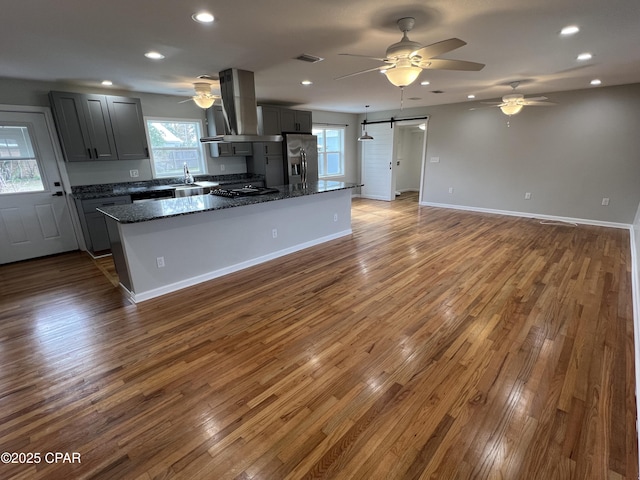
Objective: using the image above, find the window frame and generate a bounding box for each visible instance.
[313,125,345,179]
[144,117,207,179]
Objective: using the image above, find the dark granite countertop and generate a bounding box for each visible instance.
[72,174,265,200]
[98,181,362,224]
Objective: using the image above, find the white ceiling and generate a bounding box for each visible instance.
[3,0,640,113]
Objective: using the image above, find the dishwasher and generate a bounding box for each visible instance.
[130,189,175,203]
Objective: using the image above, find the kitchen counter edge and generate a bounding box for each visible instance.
[97,181,362,224]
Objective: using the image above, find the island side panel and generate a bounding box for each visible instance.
[119,189,352,301]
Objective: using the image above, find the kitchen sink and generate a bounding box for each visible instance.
[171,181,219,197]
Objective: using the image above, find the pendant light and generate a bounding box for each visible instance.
[358,105,374,141]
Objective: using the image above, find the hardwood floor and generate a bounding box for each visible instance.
[0,192,636,479]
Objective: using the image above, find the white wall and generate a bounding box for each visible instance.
[362,83,640,224]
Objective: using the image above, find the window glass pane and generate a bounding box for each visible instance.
[0,126,45,194]
[327,153,341,175]
[146,119,206,178]
[325,130,341,151]
[313,125,345,179]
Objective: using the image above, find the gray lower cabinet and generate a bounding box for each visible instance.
[75,196,131,253]
[50,91,148,162]
[246,142,284,187]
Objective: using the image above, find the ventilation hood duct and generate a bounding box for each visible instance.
[200,69,283,143]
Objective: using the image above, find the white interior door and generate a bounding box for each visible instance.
[361,123,394,201]
[0,110,77,264]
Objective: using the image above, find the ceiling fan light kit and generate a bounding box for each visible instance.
[191,82,217,109]
[337,17,484,91]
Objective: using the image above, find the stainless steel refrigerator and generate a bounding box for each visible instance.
[283,133,318,184]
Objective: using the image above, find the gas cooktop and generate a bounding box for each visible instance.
[209,186,279,198]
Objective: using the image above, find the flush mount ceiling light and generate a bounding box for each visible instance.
[144,51,165,60]
[560,25,580,36]
[192,12,214,23]
[300,80,313,86]
[358,105,374,141]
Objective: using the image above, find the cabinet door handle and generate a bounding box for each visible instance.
[145,147,149,157]
[87,148,93,159]
[266,158,269,165]
[52,191,64,197]
[264,145,268,154]
[232,146,236,155]
[94,148,99,158]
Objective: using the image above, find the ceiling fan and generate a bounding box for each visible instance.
[179,82,219,109]
[483,81,556,116]
[336,17,485,88]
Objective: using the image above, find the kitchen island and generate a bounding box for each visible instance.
[98,181,360,302]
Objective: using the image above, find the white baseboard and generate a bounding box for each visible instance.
[128,229,352,303]
[420,201,632,230]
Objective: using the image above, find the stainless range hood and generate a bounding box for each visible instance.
[200,69,282,143]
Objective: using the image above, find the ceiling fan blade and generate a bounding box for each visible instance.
[335,65,387,80]
[523,101,556,106]
[524,96,548,101]
[339,53,389,62]
[178,98,193,104]
[480,101,502,105]
[421,58,485,71]
[411,38,467,60]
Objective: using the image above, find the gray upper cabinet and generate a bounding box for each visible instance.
[280,108,312,133]
[50,91,148,162]
[50,92,118,161]
[258,105,312,134]
[105,96,149,160]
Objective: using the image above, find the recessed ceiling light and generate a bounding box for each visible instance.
[192,12,214,23]
[560,25,580,36]
[590,79,602,86]
[144,51,165,60]
[420,81,430,86]
[301,80,313,86]
[467,94,475,99]
[101,80,113,86]
[577,52,593,61]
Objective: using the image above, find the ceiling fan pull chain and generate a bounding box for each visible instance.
[400,87,405,110]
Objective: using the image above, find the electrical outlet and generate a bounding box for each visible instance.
[333,213,338,222]
[525,192,532,200]
[272,228,278,238]
[156,256,165,268]
[220,164,225,172]
[129,169,139,178]
[448,187,454,194]
[601,197,610,206]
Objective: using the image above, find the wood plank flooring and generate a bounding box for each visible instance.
[0,192,636,479]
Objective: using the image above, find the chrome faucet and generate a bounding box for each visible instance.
[183,163,194,184]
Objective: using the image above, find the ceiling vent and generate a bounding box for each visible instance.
[295,53,324,63]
